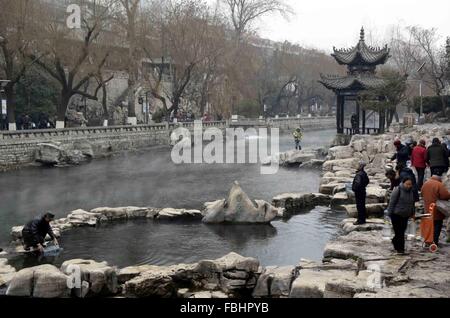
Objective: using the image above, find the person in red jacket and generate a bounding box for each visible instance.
[411,139,428,190]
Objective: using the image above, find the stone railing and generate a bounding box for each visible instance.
[268,116,336,131]
[0,121,228,141]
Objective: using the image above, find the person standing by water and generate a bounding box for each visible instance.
[411,139,428,190]
[387,177,416,254]
[352,161,370,225]
[421,174,450,246]
[293,128,303,150]
[427,138,449,177]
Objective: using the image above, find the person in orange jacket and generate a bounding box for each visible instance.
[421,174,450,245]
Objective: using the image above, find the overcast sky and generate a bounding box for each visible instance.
[246,0,450,53]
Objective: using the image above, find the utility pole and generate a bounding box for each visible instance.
[417,62,426,121]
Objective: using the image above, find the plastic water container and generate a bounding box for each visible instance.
[43,245,63,257]
[382,210,393,239]
[406,219,417,238]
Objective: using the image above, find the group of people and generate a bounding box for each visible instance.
[15,113,54,130]
[353,136,450,255]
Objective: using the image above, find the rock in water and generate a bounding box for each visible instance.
[35,143,63,165]
[202,182,280,224]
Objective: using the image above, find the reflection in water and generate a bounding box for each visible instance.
[8,206,346,270]
[1,129,342,269]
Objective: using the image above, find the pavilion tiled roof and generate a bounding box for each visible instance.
[332,28,390,66]
[319,74,385,91]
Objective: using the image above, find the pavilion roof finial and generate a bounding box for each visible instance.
[360,27,365,42]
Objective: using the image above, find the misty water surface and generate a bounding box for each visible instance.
[1,129,346,268]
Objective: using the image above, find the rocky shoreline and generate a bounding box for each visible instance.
[2,124,450,298]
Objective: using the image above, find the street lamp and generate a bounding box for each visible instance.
[416,62,426,120]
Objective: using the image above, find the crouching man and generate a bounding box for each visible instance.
[22,212,58,253]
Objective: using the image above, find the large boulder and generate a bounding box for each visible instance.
[202,182,280,224]
[156,208,203,221]
[61,259,118,297]
[272,193,331,215]
[328,146,354,160]
[253,266,295,298]
[90,207,159,221]
[366,187,388,204]
[35,143,63,165]
[67,209,103,227]
[35,142,93,166]
[323,158,360,173]
[262,149,318,166]
[0,259,16,288]
[289,268,356,298]
[331,192,353,209]
[124,253,259,298]
[342,204,387,219]
[6,265,70,298]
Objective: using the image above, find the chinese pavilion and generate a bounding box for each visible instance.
[320,27,390,134]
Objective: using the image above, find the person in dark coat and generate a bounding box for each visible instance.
[427,138,449,177]
[396,162,420,202]
[351,113,358,134]
[386,169,400,191]
[387,177,416,254]
[21,213,58,253]
[391,140,410,166]
[352,161,370,225]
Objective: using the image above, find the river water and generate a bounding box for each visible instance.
[1,129,346,269]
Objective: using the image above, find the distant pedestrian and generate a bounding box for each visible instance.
[411,139,428,190]
[427,138,449,177]
[391,140,410,166]
[352,161,370,225]
[293,128,303,150]
[387,177,416,254]
[351,113,358,134]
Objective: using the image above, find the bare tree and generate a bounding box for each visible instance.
[221,0,292,42]
[32,0,115,127]
[407,26,448,114]
[0,0,41,130]
[115,0,141,124]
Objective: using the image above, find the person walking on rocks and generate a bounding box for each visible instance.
[427,138,449,177]
[411,139,428,190]
[293,128,303,150]
[391,140,410,166]
[387,177,416,254]
[421,174,450,246]
[21,213,58,253]
[352,161,370,225]
[396,162,420,202]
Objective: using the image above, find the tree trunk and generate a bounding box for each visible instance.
[378,109,386,133]
[127,77,136,118]
[440,94,447,117]
[58,89,72,127]
[5,84,16,129]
